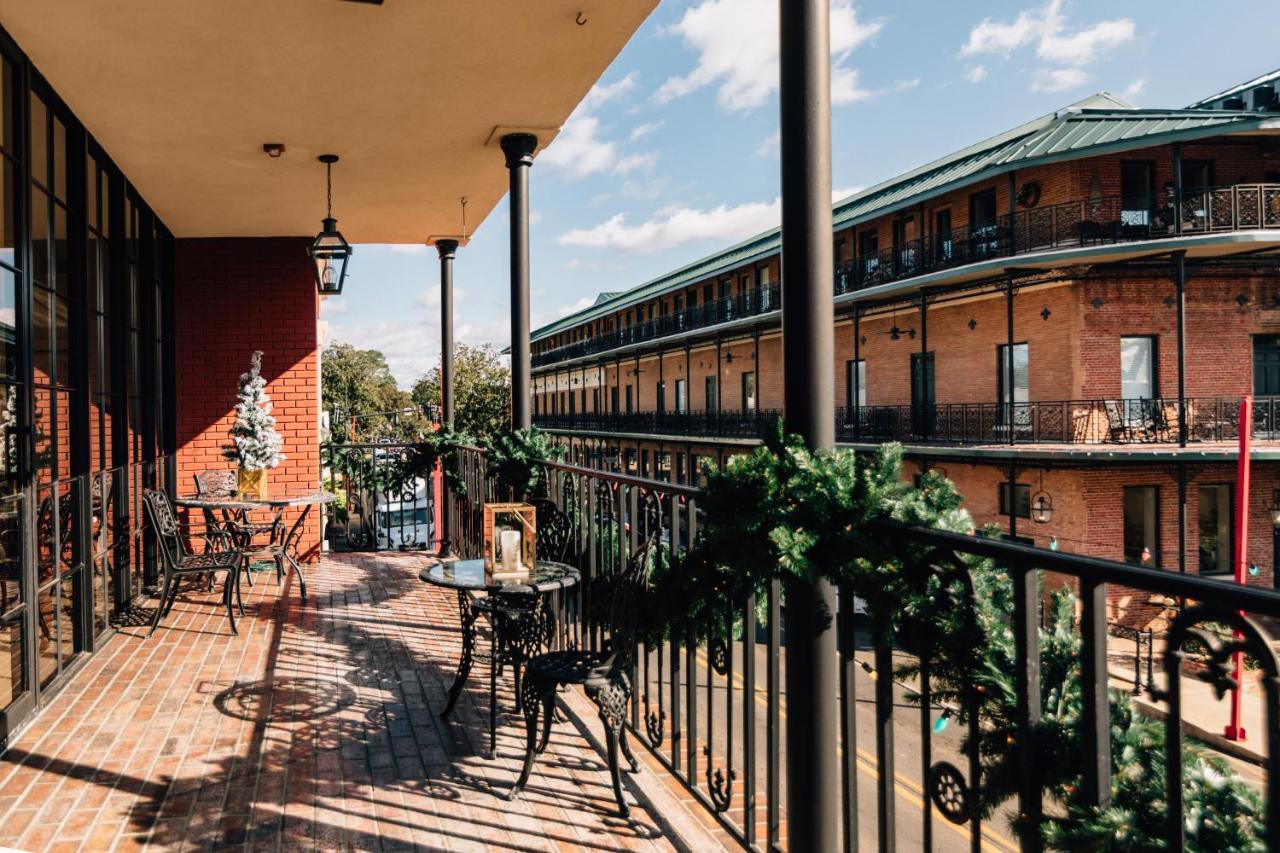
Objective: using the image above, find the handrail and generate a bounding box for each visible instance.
[533,183,1280,368]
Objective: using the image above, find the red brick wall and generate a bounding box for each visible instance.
[174,238,322,561]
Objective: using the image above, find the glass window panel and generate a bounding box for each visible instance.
[53,204,68,297]
[32,286,51,384]
[56,571,80,667]
[35,487,54,586]
[0,613,25,711]
[86,156,97,231]
[54,295,70,386]
[30,190,48,287]
[998,343,1030,404]
[1123,486,1158,564]
[93,557,110,635]
[0,385,19,497]
[1198,484,1233,575]
[1121,336,1155,400]
[0,266,15,379]
[0,496,21,616]
[0,160,14,268]
[52,116,66,202]
[33,387,53,486]
[0,59,11,158]
[36,586,57,687]
[29,93,46,188]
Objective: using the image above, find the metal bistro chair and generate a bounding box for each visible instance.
[471,498,575,757]
[142,488,244,637]
[506,534,656,818]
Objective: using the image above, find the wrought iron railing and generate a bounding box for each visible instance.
[535,397,1279,446]
[438,445,1280,851]
[320,442,440,552]
[535,408,782,439]
[838,396,1280,445]
[533,184,1280,369]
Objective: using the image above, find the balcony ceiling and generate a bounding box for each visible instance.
[0,0,656,243]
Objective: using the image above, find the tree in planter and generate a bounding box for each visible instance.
[223,350,285,481]
[482,427,566,500]
[645,424,1266,851]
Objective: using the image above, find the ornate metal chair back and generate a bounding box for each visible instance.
[600,534,658,677]
[142,488,185,570]
[194,470,236,497]
[530,498,573,563]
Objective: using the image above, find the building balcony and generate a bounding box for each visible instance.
[532,183,1280,370]
[534,396,1280,452]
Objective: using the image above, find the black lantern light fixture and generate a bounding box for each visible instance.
[1031,469,1054,524]
[308,154,352,295]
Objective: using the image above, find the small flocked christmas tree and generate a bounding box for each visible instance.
[223,351,285,472]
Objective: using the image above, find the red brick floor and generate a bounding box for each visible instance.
[0,553,685,851]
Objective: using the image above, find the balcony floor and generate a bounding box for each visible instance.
[0,553,702,851]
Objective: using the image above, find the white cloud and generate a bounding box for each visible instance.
[628,121,662,142]
[965,65,988,83]
[1123,77,1146,99]
[756,129,781,158]
[613,152,658,174]
[384,244,427,255]
[1032,66,1088,93]
[960,0,1134,94]
[556,296,596,318]
[655,0,882,112]
[319,298,348,316]
[560,198,782,253]
[832,186,864,202]
[540,74,640,179]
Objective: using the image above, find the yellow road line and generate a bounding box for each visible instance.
[681,649,1019,852]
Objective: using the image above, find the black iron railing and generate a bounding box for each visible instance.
[437,445,1280,851]
[535,408,782,439]
[839,396,1280,445]
[535,397,1279,446]
[534,184,1280,369]
[320,442,439,552]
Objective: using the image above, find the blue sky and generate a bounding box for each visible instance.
[322,0,1279,387]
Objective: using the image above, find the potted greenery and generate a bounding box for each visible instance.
[481,427,566,500]
[223,350,284,498]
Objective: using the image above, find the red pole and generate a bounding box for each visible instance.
[1224,395,1252,741]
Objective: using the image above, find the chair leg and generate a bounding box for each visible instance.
[161,575,181,617]
[619,723,639,773]
[148,572,172,638]
[224,572,238,635]
[489,636,499,760]
[235,564,245,616]
[506,675,544,802]
[537,690,555,755]
[591,680,632,818]
[242,557,254,588]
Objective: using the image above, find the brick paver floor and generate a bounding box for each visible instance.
[0,553,686,851]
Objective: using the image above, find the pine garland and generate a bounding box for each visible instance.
[223,351,285,471]
[481,427,566,500]
[643,423,1265,850]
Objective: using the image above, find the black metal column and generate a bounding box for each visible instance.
[779,0,839,847]
[502,133,538,430]
[853,306,861,440]
[1175,250,1187,447]
[436,240,458,427]
[1006,275,1016,446]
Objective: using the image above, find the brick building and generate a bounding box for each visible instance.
[531,76,1280,614]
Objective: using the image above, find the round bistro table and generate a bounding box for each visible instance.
[420,558,579,720]
[175,489,336,602]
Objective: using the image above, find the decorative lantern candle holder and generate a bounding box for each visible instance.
[483,502,537,576]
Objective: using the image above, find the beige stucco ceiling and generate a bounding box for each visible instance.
[0,0,656,242]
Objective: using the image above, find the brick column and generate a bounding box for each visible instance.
[174,237,322,560]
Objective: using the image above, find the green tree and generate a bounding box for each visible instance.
[412,343,510,440]
[321,342,426,443]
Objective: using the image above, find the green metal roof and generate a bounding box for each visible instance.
[533,93,1276,343]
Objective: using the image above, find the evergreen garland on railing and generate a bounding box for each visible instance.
[481,427,566,500]
[644,422,1264,851]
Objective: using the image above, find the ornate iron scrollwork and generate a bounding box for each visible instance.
[703,748,736,812]
[710,638,729,676]
[927,761,971,825]
[645,707,666,748]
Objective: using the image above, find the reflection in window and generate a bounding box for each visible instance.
[1198,484,1233,575]
[1123,486,1158,564]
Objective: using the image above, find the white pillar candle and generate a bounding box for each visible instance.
[501,529,521,571]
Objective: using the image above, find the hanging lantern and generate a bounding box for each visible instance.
[308,154,352,295]
[1031,491,1053,524]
